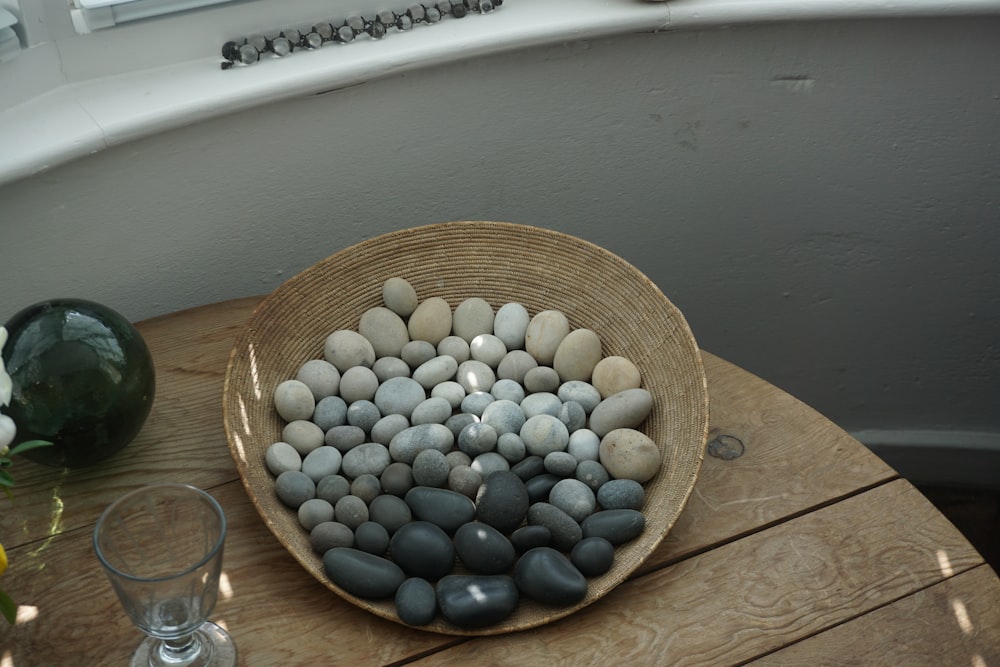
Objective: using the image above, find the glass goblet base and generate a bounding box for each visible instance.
[130,621,237,667]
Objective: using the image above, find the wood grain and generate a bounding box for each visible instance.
[748,564,1000,666]
[403,481,984,666]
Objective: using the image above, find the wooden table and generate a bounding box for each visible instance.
[2,296,998,666]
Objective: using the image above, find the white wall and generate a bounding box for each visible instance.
[1,16,998,482]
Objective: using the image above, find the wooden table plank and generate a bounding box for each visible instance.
[403,480,984,666]
[749,564,1000,666]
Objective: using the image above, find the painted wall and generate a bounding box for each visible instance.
[1,16,998,479]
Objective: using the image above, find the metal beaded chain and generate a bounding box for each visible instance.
[221,0,503,70]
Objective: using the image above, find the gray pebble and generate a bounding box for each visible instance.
[389,423,454,464]
[382,277,418,317]
[557,381,602,414]
[296,359,341,401]
[351,473,382,504]
[496,432,526,463]
[323,330,376,372]
[436,575,519,629]
[447,465,482,499]
[410,396,453,425]
[334,494,370,530]
[265,441,301,476]
[523,366,561,394]
[567,429,600,462]
[355,520,391,555]
[412,449,451,487]
[520,414,570,457]
[543,451,578,478]
[316,474,351,505]
[445,412,479,439]
[496,350,537,383]
[339,366,380,403]
[524,473,561,504]
[401,340,438,368]
[520,392,562,419]
[493,302,530,350]
[575,459,611,491]
[458,422,498,457]
[456,360,495,393]
[372,356,411,382]
[527,502,582,551]
[273,379,316,422]
[368,493,412,535]
[453,297,495,343]
[346,400,381,432]
[471,452,510,479]
[301,446,343,482]
[341,442,392,478]
[313,395,348,431]
[359,306,409,359]
[480,399,525,436]
[460,391,495,417]
[370,413,410,446]
[469,334,507,368]
[445,450,472,468]
[412,355,459,389]
[430,380,466,408]
[454,521,516,575]
[325,425,367,453]
[548,478,596,522]
[323,547,404,599]
[275,470,316,509]
[373,376,426,419]
[490,379,525,404]
[558,400,587,433]
[298,498,335,530]
[580,509,646,545]
[283,420,325,456]
[390,521,455,580]
[514,546,587,607]
[475,470,529,534]
[380,461,414,497]
[405,487,476,534]
[436,336,470,363]
[310,521,354,554]
[596,478,645,510]
[510,455,545,481]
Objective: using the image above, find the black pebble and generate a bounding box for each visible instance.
[454,522,517,574]
[322,547,405,599]
[475,470,529,534]
[395,577,437,626]
[390,520,455,580]
[514,547,588,607]
[570,536,615,577]
[436,575,519,629]
[510,525,551,553]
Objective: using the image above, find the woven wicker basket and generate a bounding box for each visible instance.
[223,221,708,635]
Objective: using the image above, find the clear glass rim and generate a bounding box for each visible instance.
[93,482,227,583]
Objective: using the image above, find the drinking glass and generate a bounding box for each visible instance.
[94,483,237,667]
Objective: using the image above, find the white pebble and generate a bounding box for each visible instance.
[493,302,530,350]
[558,381,602,413]
[520,392,562,419]
[471,452,510,478]
[373,376,426,418]
[456,360,495,393]
[496,350,538,383]
[470,334,507,368]
[490,379,525,404]
[410,396,454,425]
[401,340,437,369]
[460,391,495,417]
[412,355,459,389]
[370,414,410,446]
[480,399,526,436]
[372,356,410,382]
[567,428,600,462]
[273,379,316,422]
[519,414,569,457]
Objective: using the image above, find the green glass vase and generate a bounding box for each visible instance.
[2,298,156,468]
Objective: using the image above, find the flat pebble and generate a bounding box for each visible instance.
[581,509,646,545]
[265,441,301,476]
[412,355,459,389]
[389,424,455,464]
[275,470,316,509]
[334,494,370,529]
[412,449,451,487]
[323,330,376,372]
[339,366,380,403]
[524,310,570,365]
[374,376,426,418]
[514,547,587,606]
[296,359,341,401]
[493,302,530,350]
[598,428,661,483]
[596,478,645,510]
[382,277,418,317]
[544,451,579,478]
[323,547,404,599]
[552,328,603,382]
[359,306,410,358]
[273,379,316,422]
[310,521,354,553]
[436,575,519,629]
[395,577,437,626]
[548,478,596,522]
[341,442,392,478]
[283,420,325,455]
[474,470,529,534]
[390,520,455,580]
[496,350,537,383]
[298,498,335,530]
[589,388,654,437]
[452,297,495,342]
[405,487,476,533]
[454,522,517,575]
[313,395,348,431]
[445,450,472,468]
[510,456,545,481]
[301,446,343,482]
[407,297,452,345]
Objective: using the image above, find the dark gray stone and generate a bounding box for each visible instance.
[581,509,646,545]
[475,470,529,534]
[323,547,405,599]
[454,522,517,575]
[596,478,645,510]
[436,575,519,629]
[527,502,583,551]
[514,547,588,606]
[510,525,551,554]
[570,536,615,577]
[524,473,561,504]
[395,577,437,626]
[390,520,455,580]
[355,521,390,555]
[405,486,476,533]
[368,493,412,535]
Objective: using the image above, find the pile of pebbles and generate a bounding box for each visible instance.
[264,277,663,629]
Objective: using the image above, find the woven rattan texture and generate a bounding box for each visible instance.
[223,221,709,635]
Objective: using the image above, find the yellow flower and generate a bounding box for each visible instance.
[0,543,6,576]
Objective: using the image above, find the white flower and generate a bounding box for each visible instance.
[0,414,13,449]
[0,326,10,407]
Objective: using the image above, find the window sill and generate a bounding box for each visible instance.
[1,0,997,188]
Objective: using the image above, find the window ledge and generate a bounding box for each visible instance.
[2,0,998,188]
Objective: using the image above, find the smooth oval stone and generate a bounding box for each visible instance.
[334,494,369,530]
[558,381,602,414]
[446,450,473,469]
[340,365,379,402]
[407,297,452,345]
[470,334,507,368]
[275,470,316,508]
[472,452,510,479]
[454,522,517,575]
[524,310,570,365]
[589,388,654,437]
[313,395,348,431]
[412,448,451,487]
[490,379,525,404]
[323,547,405,599]
[524,473,561,504]
[527,502,583,551]
[389,423,455,464]
[265,441,301,476]
[445,412,478,440]
[350,474,382,504]
[382,277,418,317]
[437,335,471,363]
[359,306,410,358]
[460,391,495,417]
[496,432,526,463]
[372,356,411,382]
[514,547,587,606]
[346,399,381,432]
[316,474,351,505]
[405,486,476,533]
[493,302,530,350]
[567,428,600,461]
[401,340,438,369]
[341,442,392,479]
[452,297,495,342]
[390,520,455,580]
[456,359,496,393]
[368,493,412,534]
[523,366,561,394]
[370,413,410,446]
[301,446,343,482]
[374,376,426,419]
[575,459,611,491]
[597,478,645,510]
[496,350,537,383]
[355,521,391,555]
[431,380,466,408]
[283,419,325,456]
[395,577,437,626]
[296,359,341,401]
[436,575,519,629]
[558,401,587,433]
[273,379,316,422]
[598,428,662,483]
[447,464,482,499]
[323,330,376,372]
[520,414,569,457]
[298,498,335,530]
[552,328,603,382]
[520,392,562,419]
[310,521,354,553]
[412,355,459,389]
[549,478,596,522]
[458,422,499,457]
[411,396,453,425]
[581,509,646,545]
[480,399,525,437]
[475,470,529,534]
[570,536,615,577]
[544,451,579,478]
[380,461,415,497]
[591,355,642,398]
[510,524,551,553]
[510,455,545,481]
[324,424,366,453]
